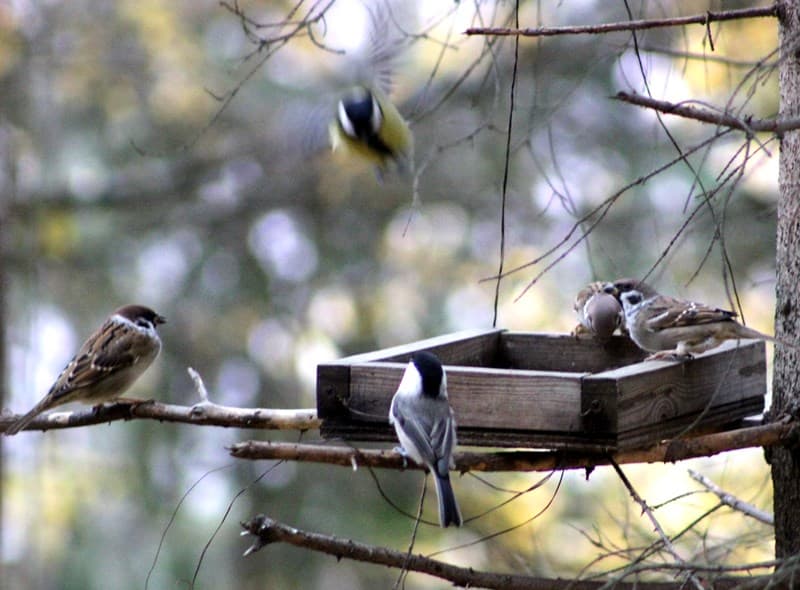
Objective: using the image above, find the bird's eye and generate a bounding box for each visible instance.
[136,319,152,329]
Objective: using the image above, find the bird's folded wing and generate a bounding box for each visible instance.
[645,296,737,331]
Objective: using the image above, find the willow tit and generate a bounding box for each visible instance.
[389,351,462,527]
[620,289,775,360]
[5,305,165,435]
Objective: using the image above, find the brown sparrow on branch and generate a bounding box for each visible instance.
[572,282,622,342]
[4,305,165,435]
[619,289,776,360]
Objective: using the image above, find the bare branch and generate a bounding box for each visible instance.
[610,459,704,590]
[465,5,777,38]
[229,420,798,472]
[688,468,774,525]
[615,91,800,134]
[0,400,320,433]
[631,44,775,68]
[242,514,754,590]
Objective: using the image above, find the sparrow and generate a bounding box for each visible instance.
[602,277,660,335]
[572,282,623,342]
[619,289,775,360]
[389,351,462,527]
[4,304,165,435]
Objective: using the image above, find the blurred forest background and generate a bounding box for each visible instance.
[0,1,781,589]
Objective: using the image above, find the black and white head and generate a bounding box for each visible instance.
[410,351,446,399]
[610,277,658,300]
[620,290,646,314]
[337,87,383,140]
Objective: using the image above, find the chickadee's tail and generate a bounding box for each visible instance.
[433,474,462,528]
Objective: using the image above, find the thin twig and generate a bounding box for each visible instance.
[610,459,705,590]
[465,5,778,38]
[491,0,519,328]
[688,468,774,525]
[615,91,800,135]
[188,367,211,403]
[393,478,427,590]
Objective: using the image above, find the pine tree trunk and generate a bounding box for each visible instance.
[772,0,800,559]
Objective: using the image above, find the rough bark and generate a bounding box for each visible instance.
[771,0,800,560]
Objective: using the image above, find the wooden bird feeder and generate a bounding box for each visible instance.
[316,329,767,452]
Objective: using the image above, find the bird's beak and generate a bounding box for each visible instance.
[155,315,167,325]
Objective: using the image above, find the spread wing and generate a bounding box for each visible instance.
[363,1,404,96]
[645,295,737,332]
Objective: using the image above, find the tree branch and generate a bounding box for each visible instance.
[614,91,800,135]
[0,400,320,433]
[240,514,775,590]
[464,5,777,38]
[610,460,704,590]
[228,420,798,472]
[688,468,774,525]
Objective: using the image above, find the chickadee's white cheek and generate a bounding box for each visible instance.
[338,103,355,137]
[370,98,382,133]
[396,365,423,397]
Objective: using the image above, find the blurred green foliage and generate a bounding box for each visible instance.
[1,1,780,588]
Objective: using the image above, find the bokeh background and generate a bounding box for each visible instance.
[0,1,779,588]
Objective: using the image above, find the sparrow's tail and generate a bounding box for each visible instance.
[433,473,462,528]
[4,400,51,436]
[734,324,800,349]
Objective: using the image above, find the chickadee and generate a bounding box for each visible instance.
[5,305,165,435]
[389,351,462,528]
[572,282,623,342]
[620,289,775,360]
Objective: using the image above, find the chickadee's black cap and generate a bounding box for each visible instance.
[341,90,378,138]
[411,351,444,398]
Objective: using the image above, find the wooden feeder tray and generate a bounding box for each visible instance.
[316,329,767,452]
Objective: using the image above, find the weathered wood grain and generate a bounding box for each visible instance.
[500,332,645,372]
[317,329,502,420]
[583,339,766,448]
[318,423,615,452]
[344,362,584,431]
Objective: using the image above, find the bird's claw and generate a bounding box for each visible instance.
[394,446,410,469]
